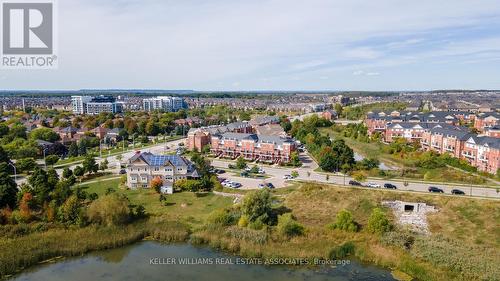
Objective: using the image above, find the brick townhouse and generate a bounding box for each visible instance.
[186,121,253,151]
[365,110,465,137]
[461,136,500,174]
[474,112,500,132]
[421,127,473,158]
[210,132,296,163]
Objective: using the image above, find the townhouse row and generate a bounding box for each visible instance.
[365,110,500,174]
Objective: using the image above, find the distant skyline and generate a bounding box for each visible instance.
[2,0,500,91]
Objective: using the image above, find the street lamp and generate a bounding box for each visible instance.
[8,162,17,182]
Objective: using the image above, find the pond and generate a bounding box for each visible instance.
[10,242,397,281]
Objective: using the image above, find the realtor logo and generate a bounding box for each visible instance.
[1,0,57,69]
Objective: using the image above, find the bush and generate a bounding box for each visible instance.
[225,226,268,244]
[328,209,358,232]
[276,213,304,237]
[207,209,237,226]
[367,208,392,234]
[238,215,249,227]
[329,242,355,259]
[87,193,131,226]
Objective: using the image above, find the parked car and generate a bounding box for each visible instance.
[258,168,265,174]
[384,183,397,189]
[367,183,381,188]
[119,169,127,174]
[222,180,233,187]
[428,186,444,193]
[258,183,266,189]
[283,174,293,180]
[215,169,225,174]
[217,177,226,183]
[348,180,362,186]
[451,189,465,195]
[240,171,249,177]
[265,183,275,189]
[231,182,241,188]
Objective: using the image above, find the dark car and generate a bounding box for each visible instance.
[119,169,127,174]
[215,169,225,174]
[384,183,397,189]
[349,180,362,186]
[217,177,226,183]
[266,183,275,189]
[451,189,465,195]
[428,186,444,193]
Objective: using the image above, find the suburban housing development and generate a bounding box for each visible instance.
[365,110,500,174]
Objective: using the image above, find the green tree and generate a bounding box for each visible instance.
[29,127,60,142]
[241,189,272,222]
[58,195,81,224]
[367,208,392,234]
[47,168,59,188]
[73,165,85,177]
[0,163,18,208]
[82,155,98,175]
[329,209,358,232]
[28,167,51,204]
[236,156,247,169]
[290,151,301,167]
[16,158,37,173]
[291,170,299,178]
[68,142,79,157]
[250,165,259,174]
[45,155,59,166]
[52,180,72,205]
[62,167,73,179]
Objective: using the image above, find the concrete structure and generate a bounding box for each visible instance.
[126,152,199,193]
[71,95,122,115]
[210,132,296,163]
[382,200,437,234]
[143,96,187,112]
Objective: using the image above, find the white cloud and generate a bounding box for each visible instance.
[1,0,500,89]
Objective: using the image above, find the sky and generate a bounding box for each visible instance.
[2,0,500,91]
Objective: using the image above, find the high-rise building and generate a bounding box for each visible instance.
[143,96,187,112]
[71,95,123,115]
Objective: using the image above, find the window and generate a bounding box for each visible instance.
[141,177,147,181]
[131,176,137,181]
[154,167,159,171]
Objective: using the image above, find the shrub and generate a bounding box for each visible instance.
[367,208,392,234]
[207,209,236,226]
[329,242,355,259]
[58,195,82,225]
[225,226,268,244]
[238,215,249,227]
[87,193,131,226]
[381,230,415,250]
[328,209,358,232]
[276,213,304,237]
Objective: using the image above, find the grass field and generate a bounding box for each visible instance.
[80,178,233,226]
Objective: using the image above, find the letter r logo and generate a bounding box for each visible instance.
[2,2,53,54]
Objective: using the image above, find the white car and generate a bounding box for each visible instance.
[258,168,265,174]
[283,174,293,180]
[222,180,233,187]
[231,182,241,188]
[367,183,381,188]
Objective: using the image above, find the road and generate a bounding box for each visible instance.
[15,138,186,185]
[15,137,500,200]
[210,154,500,199]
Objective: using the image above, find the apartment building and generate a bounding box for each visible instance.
[186,121,253,152]
[71,95,122,115]
[143,96,187,112]
[210,132,296,164]
[461,136,500,174]
[126,152,199,193]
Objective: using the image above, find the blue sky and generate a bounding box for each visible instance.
[2,0,500,91]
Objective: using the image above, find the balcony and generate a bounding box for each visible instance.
[462,152,475,159]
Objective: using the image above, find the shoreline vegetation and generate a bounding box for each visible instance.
[1,179,499,281]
